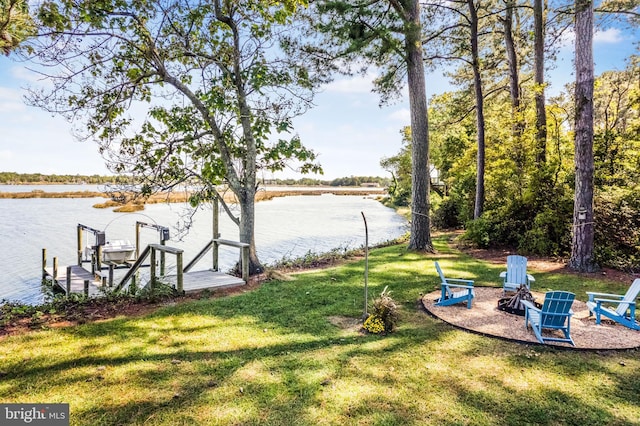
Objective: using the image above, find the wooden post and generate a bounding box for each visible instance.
[176,251,184,293]
[53,257,58,281]
[96,246,102,276]
[84,279,89,296]
[77,225,83,266]
[136,222,141,260]
[66,266,71,295]
[42,248,47,279]
[150,247,156,290]
[160,238,166,276]
[212,198,220,271]
[109,264,114,287]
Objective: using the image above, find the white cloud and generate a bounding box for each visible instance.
[0,87,25,113]
[388,108,410,123]
[558,27,625,49]
[324,72,377,94]
[594,28,624,44]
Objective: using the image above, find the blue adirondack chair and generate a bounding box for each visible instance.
[500,255,535,293]
[434,262,475,309]
[586,279,640,331]
[522,291,575,346]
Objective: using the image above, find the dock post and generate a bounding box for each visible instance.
[84,280,89,296]
[77,226,83,266]
[42,248,47,279]
[66,266,72,295]
[109,264,114,287]
[150,247,156,290]
[160,239,166,276]
[53,257,58,281]
[176,251,184,293]
[96,246,103,276]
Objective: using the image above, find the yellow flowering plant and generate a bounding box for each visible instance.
[362,286,399,334]
[363,314,385,334]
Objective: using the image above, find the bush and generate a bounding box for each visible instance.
[363,286,399,334]
[432,196,463,229]
[593,189,640,272]
[462,217,492,248]
[519,209,572,256]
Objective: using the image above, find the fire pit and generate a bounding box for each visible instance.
[496,285,540,316]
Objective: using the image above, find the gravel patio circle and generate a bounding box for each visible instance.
[422,287,640,350]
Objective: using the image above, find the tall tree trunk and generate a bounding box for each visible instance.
[504,0,522,138]
[406,0,433,251]
[503,0,525,183]
[569,0,597,272]
[469,0,485,219]
[238,185,262,275]
[534,0,547,164]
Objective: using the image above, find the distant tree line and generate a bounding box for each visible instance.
[0,172,390,188]
[0,172,122,185]
[264,176,391,187]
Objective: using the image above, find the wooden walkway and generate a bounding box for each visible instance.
[45,265,245,296]
[44,265,104,297]
[164,270,245,293]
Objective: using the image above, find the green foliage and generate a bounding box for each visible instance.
[594,188,640,272]
[380,127,412,207]
[519,210,572,256]
[0,0,34,54]
[462,217,492,248]
[432,195,464,229]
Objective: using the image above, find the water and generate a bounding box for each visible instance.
[0,191,407,305]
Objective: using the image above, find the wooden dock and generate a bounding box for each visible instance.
[164,270,245,293]
[45,264,244,296]
[44,265,105,296]
[43,231,250,298]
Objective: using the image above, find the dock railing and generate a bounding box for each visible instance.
[183,238,250,282]
[112,238,249,294]
[113,244,184,293]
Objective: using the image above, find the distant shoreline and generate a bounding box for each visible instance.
[0,187,387,212]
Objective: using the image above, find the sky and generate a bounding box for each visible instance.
[0,24,637,181]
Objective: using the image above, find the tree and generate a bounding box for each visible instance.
[313,0,433,251]
[533,0,548,165]
[0,0,33,54]
[569,0,597,271]
[380,127,412,207]
[28,0,324,274]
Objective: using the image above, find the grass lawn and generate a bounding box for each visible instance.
[1,235,639,425]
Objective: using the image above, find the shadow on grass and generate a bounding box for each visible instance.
[3,236,639,425]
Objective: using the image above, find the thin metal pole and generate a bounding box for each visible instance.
[361,211,369,319]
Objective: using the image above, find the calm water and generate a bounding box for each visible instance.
[0,188,407,304]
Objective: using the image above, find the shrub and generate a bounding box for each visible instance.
[432,196,463,229]
[593,189,640,272]
[363,286,399,334]
[462,217,492,248]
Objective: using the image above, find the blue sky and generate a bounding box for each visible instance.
[0,25,637,180]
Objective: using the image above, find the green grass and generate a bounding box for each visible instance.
[1,235,639,425]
